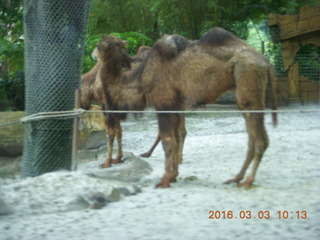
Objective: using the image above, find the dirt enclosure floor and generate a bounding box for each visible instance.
[0,104,320,240]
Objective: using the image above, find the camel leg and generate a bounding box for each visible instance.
[177,114,187,164]
[140,133,161,158]
[225,64,269,187]
[100,126,115,168]
[225,113,255,184]
[226,112,269,187]
[140,114,186,161]
[112,120,123,164]
[100,115,123,168]
[156,113,181,188]
[238,113,268,187]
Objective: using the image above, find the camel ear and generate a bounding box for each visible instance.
[91,47,98,61]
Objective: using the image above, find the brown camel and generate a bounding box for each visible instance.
[80,40,153,167]
[96,27,277,188]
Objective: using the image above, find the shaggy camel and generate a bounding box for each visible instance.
[80,41,152,167]
[96,28,277,188]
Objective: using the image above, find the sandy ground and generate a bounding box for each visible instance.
[0,105,320,240]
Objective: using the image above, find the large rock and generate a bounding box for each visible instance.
[0,196,13,215]
[79,105,107,150]
[0,166,146,215]
[0,156,21,178]
[79,152,153,182]
[0,112,24,157]
[66,186,122,210]
[0,152,151,215]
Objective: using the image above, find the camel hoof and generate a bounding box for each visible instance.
[111,159,123,164]
[170,178,177,183]
[224,179,239,184]
[140,152,151,158]
[99,163,112,168]
[237,182,253,188]
[155,182,171,188]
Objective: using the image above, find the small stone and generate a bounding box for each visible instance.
[0,197,13,215]
[67,196,90,211]
[184,176,198,182]
[87,192,108,209]
[104,187,121,202]
[132,186,142,194]
[96,196,107,205]
[67,187,121,211]
[117,186,142,196]
[117,187,131,196]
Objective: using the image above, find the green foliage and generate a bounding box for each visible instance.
[0,38,24,111]
[88,0,159,40]
[0,70,24,111]
[1,0,320,110]
[296,45,320,82]
[0,38,24,73]
[87,0,319,41]
[0,0,24,111]
[110,32,152,55]
[82,35,101,73]
[0,0,23,40]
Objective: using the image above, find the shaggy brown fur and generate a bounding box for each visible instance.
[131,46,152,62]
[80,40,153,167]
[81,63,102,110]
[97,28,277,188]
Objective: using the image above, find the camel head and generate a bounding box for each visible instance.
[95,35,131,70]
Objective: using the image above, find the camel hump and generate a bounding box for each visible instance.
[153,34,192,60]
[164,34,191,53]
[199,27,236,47]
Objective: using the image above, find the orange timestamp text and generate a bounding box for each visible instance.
[208,210,308,220]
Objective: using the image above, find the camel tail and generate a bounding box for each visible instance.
[268,67,278,127]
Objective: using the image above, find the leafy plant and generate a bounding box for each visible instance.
[110,32,152,56]
[82,35,101,73]
[0,0,24,111]
[0,38,24,111]
[296,45,320,82]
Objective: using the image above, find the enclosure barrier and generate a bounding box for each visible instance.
[1,104,319,172]
[12,107,320,124]
[22,0,91,177]
[2,107,319,128]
